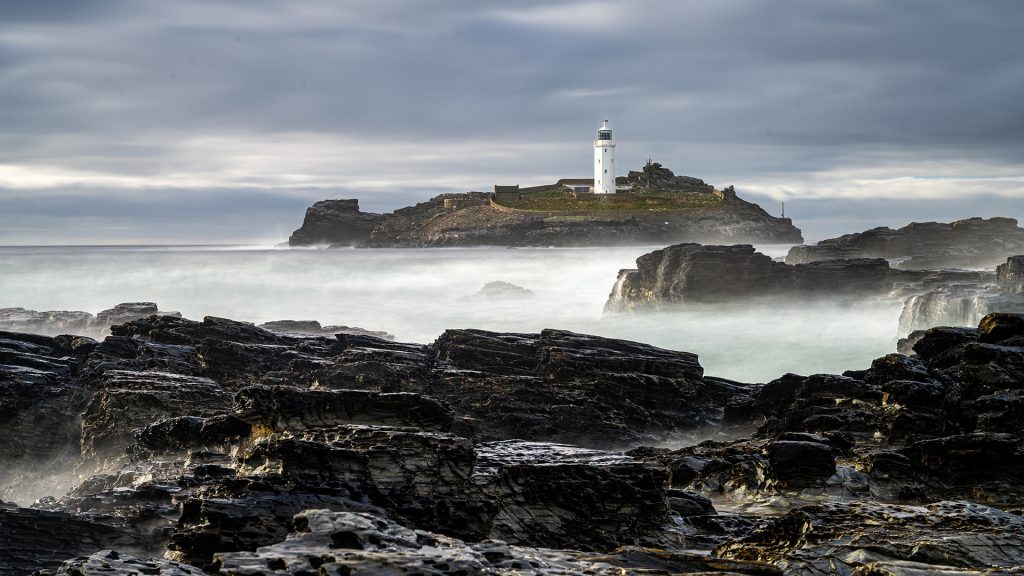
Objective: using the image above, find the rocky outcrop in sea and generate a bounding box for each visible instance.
[287,170,803,248]
[1,308,1023,574]
[605,243,991,312]
[785,216,1024,269]
[287,199,383,247]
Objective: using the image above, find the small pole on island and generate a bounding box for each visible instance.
[781,201,785,218]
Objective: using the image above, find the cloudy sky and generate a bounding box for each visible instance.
[1,0,1022,243]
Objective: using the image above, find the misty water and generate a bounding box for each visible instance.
[0,245,903,383]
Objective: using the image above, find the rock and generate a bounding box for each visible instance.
[0,507,142,575]
[978,312,1024,344]
[211,509,778,575]
[0,331,91,503]
[258,320,394,340]
[80,370,232,460]
[0,308,93,336]
[765,440,836,489]
[624,162,713,193]
[1,308,1023,573]
[997,255,1024,294]
[41,549,205,575]
[473,440,670,549]
[714,500,1024,574]
[0,302,180,339]
[468,280,534,299]
[606,243,985,312]
[785,217,1024,269]
[287,199,383,247]
[429,328,722,447]
[232,386,454,432]
[666,488,716,517]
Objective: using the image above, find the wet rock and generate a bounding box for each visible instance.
[0,507,142,575]
[431,328,717,447]
[80,370,232,460]
[897,433,1024,503]
[785,217,1024,269]
[714,500,1024,574]
[0,332,92,502]
[911,326,979,370]
[473,440,670,550]
[997,255,1024,294]
[978,312,1024,344]
[40,549,205,575]
[167,487,385,567]
[287,199,382,247]
[666,488,716,517]
[766,440,836,489]
[863,354,934,385]
[233,386,454,432]
[211,509,778,575]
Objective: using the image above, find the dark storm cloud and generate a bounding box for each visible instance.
[0,0,1021,243]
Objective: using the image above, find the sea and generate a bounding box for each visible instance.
[0,244,903,383]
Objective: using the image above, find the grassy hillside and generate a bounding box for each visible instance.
[495,186,722,212]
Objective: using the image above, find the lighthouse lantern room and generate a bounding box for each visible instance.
[593,120,616,194]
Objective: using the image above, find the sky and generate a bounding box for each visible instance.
[0,0,1022,244]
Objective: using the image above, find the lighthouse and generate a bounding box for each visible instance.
[593,120,616,194]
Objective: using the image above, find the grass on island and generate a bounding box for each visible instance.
[496,186,722,212]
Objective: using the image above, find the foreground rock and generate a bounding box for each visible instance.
[286,199,383,247]
[786,216,1024,269]
[203,508,778,575]
[716,501,1024,575]
[606,243,988,312]
[1,311,1023,574]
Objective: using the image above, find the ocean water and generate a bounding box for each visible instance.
[0,244,902,383]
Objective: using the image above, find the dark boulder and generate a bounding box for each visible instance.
[765,440,836,489]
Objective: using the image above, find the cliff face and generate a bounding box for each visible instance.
[363,188,802,247]
[287,199,383,247]
[786,217,1024,269]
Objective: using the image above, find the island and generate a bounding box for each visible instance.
[288,162,803,247]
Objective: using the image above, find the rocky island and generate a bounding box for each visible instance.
[2,309,1024,574]
[287,163,803,248]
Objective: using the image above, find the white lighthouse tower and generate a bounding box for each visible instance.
[593,120,616,194]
